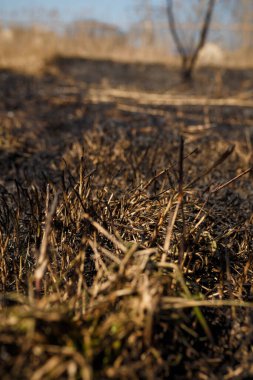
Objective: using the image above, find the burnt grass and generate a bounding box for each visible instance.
[0,56,253,379]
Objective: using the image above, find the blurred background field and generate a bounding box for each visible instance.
[0,0,253,72]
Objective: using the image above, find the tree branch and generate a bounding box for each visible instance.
[166,0,216,81]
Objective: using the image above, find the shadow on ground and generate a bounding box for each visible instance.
[0,56,252,188]
[48,54,253,97]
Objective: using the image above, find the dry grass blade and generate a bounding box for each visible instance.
[211,166,252,193]
[88,238,121,266]
[34,187,58,294]
[82,212,128,253]
[162,137,185,264]
[119,242,139,275]
[159,262,213,342]
[31,356,64,380]
[161,297,253,309]
[141,146,199,192]
[161,197,180,264]
[186,144,235,188]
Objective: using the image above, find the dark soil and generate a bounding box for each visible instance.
[0,56,253,379]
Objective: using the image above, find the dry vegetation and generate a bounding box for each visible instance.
[0,27,253,379]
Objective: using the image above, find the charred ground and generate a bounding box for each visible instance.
[0,56,253,379]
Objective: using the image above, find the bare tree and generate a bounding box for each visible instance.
[166,0,216,81]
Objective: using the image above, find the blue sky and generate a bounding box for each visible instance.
[0,0,164,30]
[0,1,237,33]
